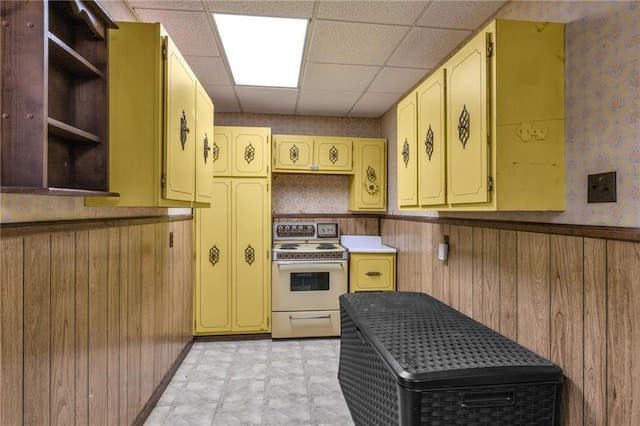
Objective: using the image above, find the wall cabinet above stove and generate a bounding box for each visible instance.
[273,135,353,174]
[85,22,214,208]
[397,19,565,211]
[213,126,271,177]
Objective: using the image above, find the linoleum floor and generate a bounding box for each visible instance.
[144,338,354,425]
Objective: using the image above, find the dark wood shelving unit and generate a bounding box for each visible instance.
[1,0,118,194]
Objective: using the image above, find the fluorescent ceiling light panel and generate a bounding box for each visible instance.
[213,13,308,88]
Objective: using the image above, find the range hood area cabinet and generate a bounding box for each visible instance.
[273,135,353,173]
[212,126,271,177]
[85,22,214,208]
[397,19,565,211]
[0,0,118,195]
[194,178,272,335]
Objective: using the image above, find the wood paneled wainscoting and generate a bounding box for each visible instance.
[0,215,194,425]
[380,216,640,426]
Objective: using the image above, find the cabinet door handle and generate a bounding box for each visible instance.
[209,245,219,266]
[425,125,434,161]
[245,244,255,265]
[329,145,338,164]
[458,104,470,148]
[180,110,190,150]
[365,271,382,276]
[402,138,409,167]
[203,133,211,163]
[289,144,299,163]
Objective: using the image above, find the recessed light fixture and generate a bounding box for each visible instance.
[213,13,308,88]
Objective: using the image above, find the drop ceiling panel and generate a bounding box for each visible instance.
[388,27,470,69]
[186,56,231,86]
[134,9,220,57]
[297,90,362,117]
[205,0,316,19]
[126,0,507,118]
[204,85,241,113]
[307,20,408,66]
[236,87,298,115]
[417,1,506,29]
[302,63,379,92]
[128,1,204,11]
[368,67,429,94]
[349,92,403,118]
[315,1,429,25]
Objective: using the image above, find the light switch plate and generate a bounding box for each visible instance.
[588,172,617,203]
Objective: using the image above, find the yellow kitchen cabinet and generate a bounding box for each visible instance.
[273,135,353,173]
[195,180,231,334]
[397,19,565,211]
[349,253,396,293]
[418,69,447,207]
[213,126,271,177]
[397,70,446,208]
[195,81,215,203]
[349,138,387,211]
[396,94,418,207]
[86,22,213,208]
[194,178,271,335]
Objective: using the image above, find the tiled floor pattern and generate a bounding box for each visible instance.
[144,338,355,425]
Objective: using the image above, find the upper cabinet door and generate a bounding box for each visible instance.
[446,28,490,205]
[417,69,447,206]
[314,137,353,172]
[194,81,214,203]
[232,128,270,177]
[349,138,387,211]
[164,36,196,202]
[396,92,418,207]
[273,135,313,171]
[213,127,232,176]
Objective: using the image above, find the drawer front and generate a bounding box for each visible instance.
[350,254,395,292]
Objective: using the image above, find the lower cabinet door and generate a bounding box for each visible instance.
[232,179,271,332]
[349,253,396,292]
[195,179,231,334]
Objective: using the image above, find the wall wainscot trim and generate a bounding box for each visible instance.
[382,214,640,243]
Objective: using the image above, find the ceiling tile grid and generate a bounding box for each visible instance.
[125,0,507,117]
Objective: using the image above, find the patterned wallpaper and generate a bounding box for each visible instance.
[385,0,640,228]
[1,1,637,227]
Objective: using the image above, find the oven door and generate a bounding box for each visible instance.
[272,260,348,312]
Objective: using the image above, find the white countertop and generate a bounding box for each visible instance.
[340,235,397,253]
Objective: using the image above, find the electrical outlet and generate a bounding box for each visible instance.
[587,172,617,203]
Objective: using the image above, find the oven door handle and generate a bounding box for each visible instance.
[289,315,332,321]
[276,261,345,270]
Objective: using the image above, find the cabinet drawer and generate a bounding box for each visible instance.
[272,310,341,338]
[350,254,395,292]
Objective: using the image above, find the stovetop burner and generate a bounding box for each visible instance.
[317,244,338,250]
[279,243,300,250]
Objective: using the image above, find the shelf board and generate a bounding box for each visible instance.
[1,186,119,197]
[48,117,102,144]
[48,32,104,79]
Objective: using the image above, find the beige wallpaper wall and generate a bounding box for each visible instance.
[385,0,640,227]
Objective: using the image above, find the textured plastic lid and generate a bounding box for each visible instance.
[340,292,563,389]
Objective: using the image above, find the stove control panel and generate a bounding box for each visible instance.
[317,223,339,239]
[274,223,316,239]
[273,222,340,240]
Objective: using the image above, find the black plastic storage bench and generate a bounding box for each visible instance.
[338,292,563,425]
